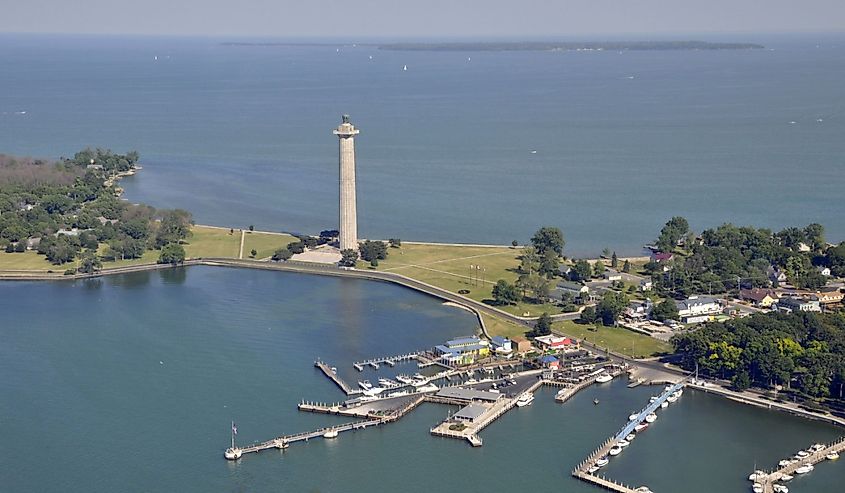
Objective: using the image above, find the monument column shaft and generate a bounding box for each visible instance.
[338,134,358,251]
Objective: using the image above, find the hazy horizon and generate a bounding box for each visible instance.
[2,0,844,38]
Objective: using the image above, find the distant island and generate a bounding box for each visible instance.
[222,40,764,51]
[377,41,765,52]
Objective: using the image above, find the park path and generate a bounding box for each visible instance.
[238,230,245,259]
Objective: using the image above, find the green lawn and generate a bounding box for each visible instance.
[0,250,56,271]
[182,226,241,258]
[554,320,671,358]
[375,243,562,316]
[242,231,297,259]
[481,312,528,339]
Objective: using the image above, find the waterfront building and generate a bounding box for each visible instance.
[534,334,578,352]
[510,336,532,354]
[436,387,501,403]
[454,403,488,423]
[814,288,844,307]
[538,355,560,369]
[675,295,724,324]
[490,336,512,354]
[333,115,360,251]
[435,336,490,365]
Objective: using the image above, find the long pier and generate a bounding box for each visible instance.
[352,352,420,371]
[755,437,845,493]
[235,417,384,456]
[314,360,361,395]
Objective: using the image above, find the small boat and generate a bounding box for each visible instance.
[629,413,639,421]
[275,439,289,449]
[362,387,385,396]
[594,457,609,467]
[330,366,337,373]
[666,394,679,403]
[625,433,636,441]
[224,447,242,460]
[660,401,669,409]
[649,396,658,403]
[588,466,600,474]
[323,429,339,439]
[780,474,793,482]
[617,439,630,448]
[748,470,765,481]
[516,393,535,407]
[826,451,840,460]
[797,450,810,458]
[378,378,396,387]
[773,485,789,493]
[811,443,825,452]
[596,373,613,383]
[593,399,600,405]
[413,373,425,379]
[752,483,763,493]
[778,459,792,467]
[794,464,813,474]
[530,150,537,154]
[395,374,413,384]
[403,64,408,71]
[635,488,653,493]
[634,423,649,432]
[416,383,439,392]
[645,413,657,424]
[609,445,623,456]
[358,380,373,390]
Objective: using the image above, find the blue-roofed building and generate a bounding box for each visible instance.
[435,335,491,366]
[490,336,512,354]
[538,355,560,369]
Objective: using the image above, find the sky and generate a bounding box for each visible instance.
[1,0,844,37]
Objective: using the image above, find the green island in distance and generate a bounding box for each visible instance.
[221,40,765,51]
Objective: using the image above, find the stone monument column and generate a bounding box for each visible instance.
[333,115,360,251]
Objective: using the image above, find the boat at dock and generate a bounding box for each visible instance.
[752,483,763,493]
[634,423,649,432]
[358,380,373,390]
[516,393,535,407]
[555,389,569,402]
[645,413,657,423]
[608,445,623,456]
[323,429,339,439]
[773,485,789,493]
[629,413,639,421]
[748,470,765,481]
[395,374,413,384]
[794,464,814,474]
[594,456,609,467]
[595,373,613,383]
[826,451,839,460]
[378,378,397,387]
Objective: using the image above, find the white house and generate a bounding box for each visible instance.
[603,269,622,282]
[777,297,822,313]
[639,279,653,292]
[675,296,724,324]
[817,266,831,277]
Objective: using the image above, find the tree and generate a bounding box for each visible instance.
[248,225,255,232]
[78,251,102,273]
[250,248,257,258]
[539,250,559,277]
[602,248,611,259]
[731,371,751,391]
[531,227,565,256]
[158,243,186,265]
[597,291,629,326]
[388,238,401,248]
[518,246,540,275]
[533,312,552,337]
[155,209,192,248]
[611,252,618,269]
[359,240,388,262]
[651,299,680,322]
[657,216,689,252]
[370,258,379,268]
[272,248,293,261]
[511,240,519,248]
[517,273,551,302]
[622,259,631,273]
[593,260,606,278]
[579,306,597,324]
[492,279,520,305]
[570,259,592,281]
[287,241,305,254]
[339,249,358,267]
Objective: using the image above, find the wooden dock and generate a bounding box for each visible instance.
[234,417,384,456]
[314,360,361,395]
[351,352,419,371]
[756,437,845,492]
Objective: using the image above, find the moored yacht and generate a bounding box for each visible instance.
[645,413,657,423]
[323,429,339,439]
[595,373,613,383]
[358,380,373,390]
[794,464,814,474]
[826,451,839,460]
[516,393,535,407]
[594,456,609,467]
[634,423,649,432]
[609,445,623,456]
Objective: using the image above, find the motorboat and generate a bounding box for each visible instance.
[794,464,813,474]
[358,380,373,390]
[323,429,339,439]
[625,433,636,441]
[666,394,679,403]
[378,378,397,387]
[796,450,810,458]
[330,366,337,373]
[596,373,613,383]
[362,387,385,396]
[660,401,669,409]
[465,378,478,384]
[780,474,793,482]
[773,485,788,493]
[412,378,429,387]
[413,373,425,379]
[634,423,649,432]
[778,459,792,467]
[634,487,653,493]
[416,383,439,392]
[811,443,825,452]
[752,484,763,493]
[649,396,658,403]
[645,413,657,424]
[588,466,600,474]
[748,470,765,481]
[275,439,289,450]
[516,393,535,407]
[629,413,639,421]
[826,451,839,460]
[617,439,630,448]
[609,445,623,456]
[395,374,414,384]
[555,389,569,402]
[387,390,410,397]
[594,457,609,467]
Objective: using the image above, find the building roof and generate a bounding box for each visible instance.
[535,335,574,346]
[446,336,483,347]
[539,355,559,364]
[558,281,589,292]
[491,336,509,346]
[676,296,721,310]
[436,387,502,402]
[740,288,778,303]
[454,403,488,421]
[652,252,674,261]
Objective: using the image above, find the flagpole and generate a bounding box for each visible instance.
[231,421,235,449]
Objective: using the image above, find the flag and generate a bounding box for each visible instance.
[232,422,238,435]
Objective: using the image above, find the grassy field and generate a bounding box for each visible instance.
[554,320,671,358]
[375,243,562,316]
[481,312,528,339]
[0,225,295,273]
[242,230,297,259]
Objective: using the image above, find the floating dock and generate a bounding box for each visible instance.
[351,352,419,372]
[755,437,845,493]
[314,360,361,395]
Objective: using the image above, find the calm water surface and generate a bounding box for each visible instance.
[1,34,845,255]
[1,267,843,492]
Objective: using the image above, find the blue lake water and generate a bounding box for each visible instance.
[1,34,844,255]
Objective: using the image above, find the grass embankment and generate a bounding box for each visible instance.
[480,313,528,339]
[0,225,296,273]
[376,243,562,316]
[554,320,671,358]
